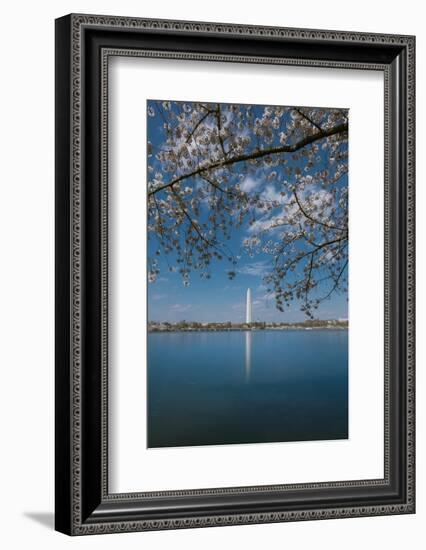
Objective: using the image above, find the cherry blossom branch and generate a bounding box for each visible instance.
[295,108,324,133]
[215,104,228,158]
[293,190,346,231]
[320,259,349,300]
[185,106,214,144]
[148,122,348,196]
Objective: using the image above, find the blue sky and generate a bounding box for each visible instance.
[147,100,348,323]
[148,268,348,323]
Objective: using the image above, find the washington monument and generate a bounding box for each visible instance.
[246,288,252,324]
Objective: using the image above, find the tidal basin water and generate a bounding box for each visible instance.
[148,330,348,448]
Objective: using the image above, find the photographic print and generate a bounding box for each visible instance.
[55,16,415,533]
[147,100,349,449]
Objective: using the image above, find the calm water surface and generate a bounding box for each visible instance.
[148,330,348,448]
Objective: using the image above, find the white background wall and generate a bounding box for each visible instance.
[0,1,423,548]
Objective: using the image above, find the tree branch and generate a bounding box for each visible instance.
[215,104,228,158]
[185,107,214,144]
[148,122,348,196]
[293,190,346,231]
[321,259,348,300]
[171,188,212,248]
[295,108,323,133]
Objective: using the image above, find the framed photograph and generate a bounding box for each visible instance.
[55,14,415,535]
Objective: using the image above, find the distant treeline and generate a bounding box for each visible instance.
[148,319,348,332]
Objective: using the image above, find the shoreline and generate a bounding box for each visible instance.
[148,326,348,333]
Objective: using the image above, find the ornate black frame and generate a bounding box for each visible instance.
[55,14,415,535]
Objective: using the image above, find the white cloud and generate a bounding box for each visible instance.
[260,184,284,204]
[170,304,192,313]
[237,261,269,277]
[247,193,299,235]
[152,293,166,301]
[247,216,282,234]
[240,176,260,193]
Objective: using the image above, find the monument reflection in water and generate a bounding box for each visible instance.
[245,331,252,381]
[245,287,253,381]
